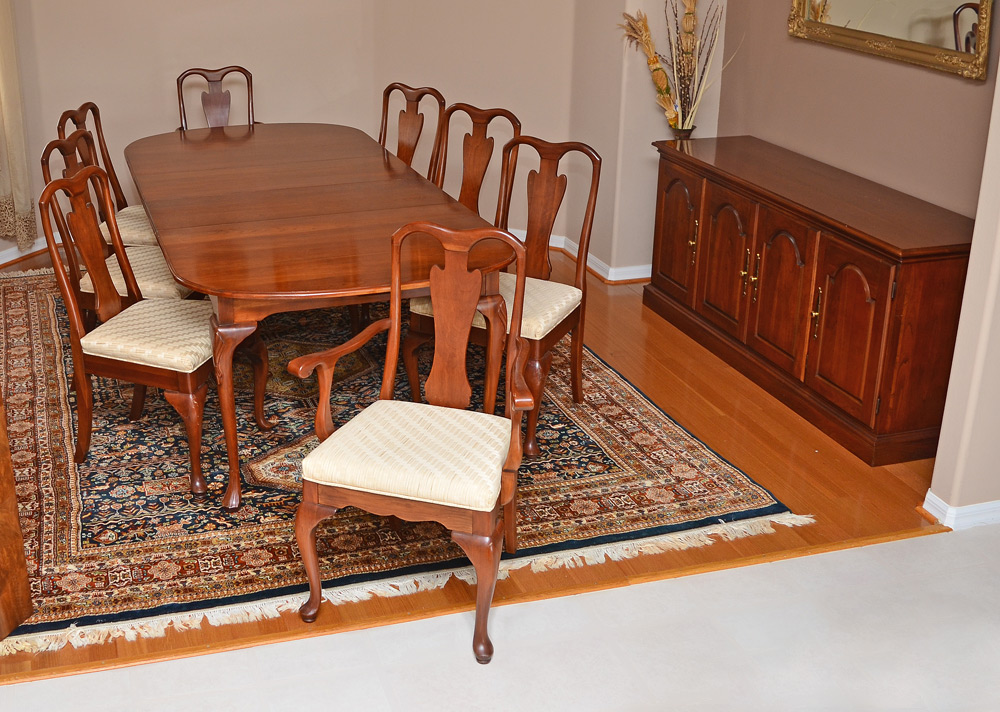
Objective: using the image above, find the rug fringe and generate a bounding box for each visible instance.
[0,512,812,656]
[0,266,54,278]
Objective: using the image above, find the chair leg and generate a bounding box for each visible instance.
[402,329,432,402]
[295,496,338,622]
[503,490,518,554]
[347,304,371,335]
[483,315,505,416]
[247,333,277,431]
[452,518,504,664]
[164,384,209,495]
[570,317,585,404]
[73,372,94,464]
[523,350,553,458]
[347,305,362,334]
[129,384,147,421]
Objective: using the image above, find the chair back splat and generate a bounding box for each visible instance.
[177,65,254,130]
[38,164,140,327]
[431,103,521,219]
[378,83,445,178]
[57,102,129,213]
[383,223,528,411]
[498,136,602,288]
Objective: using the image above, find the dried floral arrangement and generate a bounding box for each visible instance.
[620,0,725,132]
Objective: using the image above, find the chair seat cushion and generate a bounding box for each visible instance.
[79,245,192,300]
[410,272,581,341]
[301,399,511,512]
[80,299,214,373]
[99,205,158,246]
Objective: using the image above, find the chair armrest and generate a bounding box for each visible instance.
[507,335,534,413]
[287,317,390,440]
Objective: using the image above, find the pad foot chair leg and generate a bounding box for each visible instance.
[570,320,585,404]
[129,384,147,421]
[164,384,209,495]
[523,351,552,457]
[247,333,276,430]
[74,372,94,464]
[295,498,338,622]
[503,493,518,554]
[452,519,504,664]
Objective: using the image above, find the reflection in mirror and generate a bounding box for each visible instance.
[809,1,979,51]
[788,0,992,80]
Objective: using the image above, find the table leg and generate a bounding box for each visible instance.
[211,315,259,511]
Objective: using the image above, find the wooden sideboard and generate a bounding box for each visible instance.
[642,136,973,465]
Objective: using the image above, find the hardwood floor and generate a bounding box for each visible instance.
[0,249,943,684]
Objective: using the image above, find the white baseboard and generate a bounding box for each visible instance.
[510,229,652,283]
[923,490,1000,530]
[0,236,45,266]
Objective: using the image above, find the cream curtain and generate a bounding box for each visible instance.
[0,0,36,251]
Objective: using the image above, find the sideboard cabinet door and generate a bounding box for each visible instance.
[650,160,704,307]
[694,183,758,339]
[745,204,818,378]
[804,234,894,424]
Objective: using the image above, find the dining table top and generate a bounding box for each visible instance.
[123,122,509,303]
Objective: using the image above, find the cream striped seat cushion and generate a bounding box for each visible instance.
[301,399,511,512]
[410,272,581,341]
[80,299,214,373]
[79,245,192,300]
[99,205,158,246]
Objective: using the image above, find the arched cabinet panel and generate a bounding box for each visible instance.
[694,185,757,338]
[804,237,893,424]
[746,205,818,377]
[650,160,703,306]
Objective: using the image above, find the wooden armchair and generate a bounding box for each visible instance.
[177,65,255,130]
[431,103,521,218]
[407,136,602,455]
[288,222,532,664]
[38,165,271,495]
[57,102,159,247]
[378,83,445,179]
[42,132,192,305]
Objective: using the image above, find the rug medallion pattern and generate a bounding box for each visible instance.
[2,272,804,640]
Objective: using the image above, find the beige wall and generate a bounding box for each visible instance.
[719,1,997,217]
[11,0,723,276]
[930,74,1000,511]
[13,0,581,237]
[14,0,380,210]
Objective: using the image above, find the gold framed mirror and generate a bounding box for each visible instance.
[788,0,992,80]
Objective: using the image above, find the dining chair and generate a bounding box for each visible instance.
[431,103,521,218]
[288,221,532,664]
[57,102,159,247]
[406,136,602,457]
[177,65,255,130]
[38,165,271,494]
[41,132,193,305]
[378,83,445,179]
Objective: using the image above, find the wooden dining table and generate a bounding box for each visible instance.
[124,123,512,510]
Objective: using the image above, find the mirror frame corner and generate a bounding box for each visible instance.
[788,0,992,80]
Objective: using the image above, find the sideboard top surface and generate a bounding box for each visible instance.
[653,136,974,258]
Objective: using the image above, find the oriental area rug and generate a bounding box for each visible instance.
[0,270,812,654]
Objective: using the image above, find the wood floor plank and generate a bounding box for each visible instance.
[0,250,939,684]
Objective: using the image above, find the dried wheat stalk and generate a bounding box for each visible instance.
[620,10,679,127]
